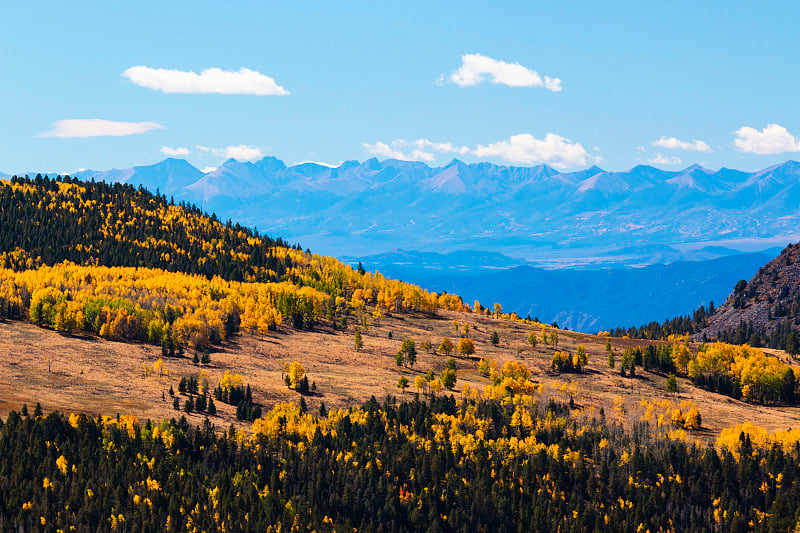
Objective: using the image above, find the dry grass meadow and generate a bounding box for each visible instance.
[2,309,800,443]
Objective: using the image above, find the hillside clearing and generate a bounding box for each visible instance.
[2,310,799,443]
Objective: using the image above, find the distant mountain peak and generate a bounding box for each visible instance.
[445,158,466,168]
[257,156,287,171]
[154,157,201,171]
[363,157,382,170]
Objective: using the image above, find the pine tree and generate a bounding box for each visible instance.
[207,396,217,415]
[354,328,363,350]
[441,368,457,390]
[666,374,678,395]
[299,376,310,394]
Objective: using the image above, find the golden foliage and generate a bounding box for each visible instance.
[717,422,800,457]
[285,362,305,388]
[2,256,471,349]
[691,342,798,404]
[218,370,244,392]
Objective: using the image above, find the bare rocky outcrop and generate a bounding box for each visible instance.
[698,242,800,345]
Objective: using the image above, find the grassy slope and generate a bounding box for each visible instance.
[3,308,800,445]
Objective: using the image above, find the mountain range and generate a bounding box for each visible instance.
[9,157,800,331]
[42,157,800,265]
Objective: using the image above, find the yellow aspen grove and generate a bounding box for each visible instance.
[287,362,306,389]
[0,179,472,355]
[1,259,467,351]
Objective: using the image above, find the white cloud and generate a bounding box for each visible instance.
[408,150,435,163]
[413,139,470,155]
[733,123,800,154]
[652,136,712,152]
[123,66,289,95]
[364,141,424,161]
[365,134,593,168]
[363,138,469,162]
[472,133,592,168]
[38,119,164,138]
[647,154,682,166]
[292,160,343,168]
[200,167,217,173]
[636,146,646,153]
[448,53,562,91]
[363,141,410,160]
[160,145,190,156]
[196,144,264,161]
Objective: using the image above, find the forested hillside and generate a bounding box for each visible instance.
[3,390,800,532]
[0,175,467,350]
[0,174,295,281]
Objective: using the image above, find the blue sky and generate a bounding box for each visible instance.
[2,1,799,174]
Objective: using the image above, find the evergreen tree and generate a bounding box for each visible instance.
[354,327,363,350]
[490,331,499,345]
[666,374,678,395]
[207,396,216,416]
[184,396,194,413]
